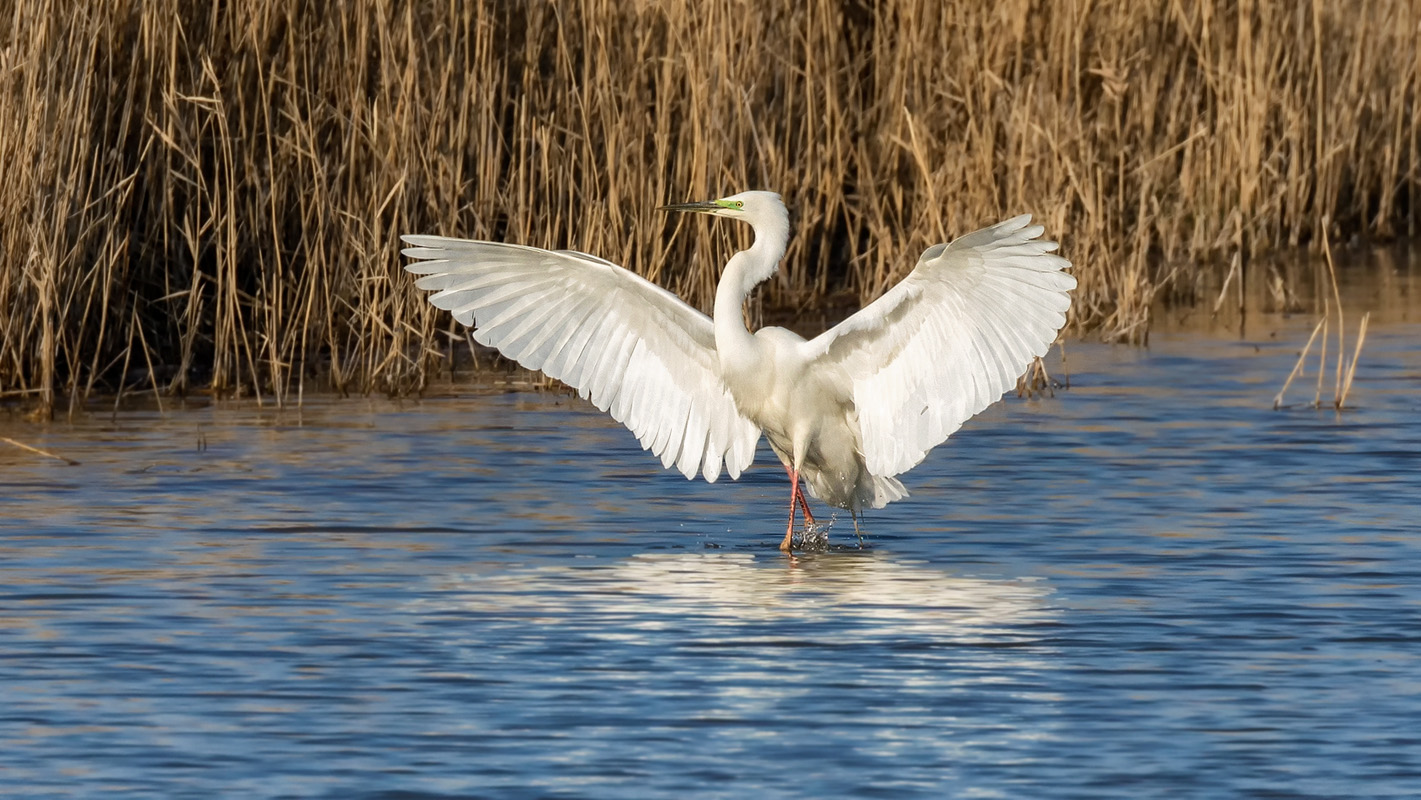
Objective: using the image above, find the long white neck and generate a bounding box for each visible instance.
[713,211,789,368]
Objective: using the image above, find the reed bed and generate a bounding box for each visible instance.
[2,0,1416,414]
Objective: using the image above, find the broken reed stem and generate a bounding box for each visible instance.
[1213,253,1241,314]
[133,304,165,413]
[1313,309,1328,409]
[1276,266,1372,411]
[114,309,138,414]
[1,436,80,465]
[1015,356,1054,399]
[1319,219,1345,401]
[1273,316,1325,410]
[1337,312,1369,410]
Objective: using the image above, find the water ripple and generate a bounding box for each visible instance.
[2,325,1420,798]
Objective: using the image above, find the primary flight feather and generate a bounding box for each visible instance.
[401,191,1075,551]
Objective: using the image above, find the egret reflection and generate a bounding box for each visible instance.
[422,551,1056,636]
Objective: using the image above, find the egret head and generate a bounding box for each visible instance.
[661,192,789,265]
[662,191,791,289]
[661,190,785,225]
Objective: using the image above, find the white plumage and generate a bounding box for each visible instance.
[807,214,1075,478]
[402,191,1075,551]
[402,241,761,483]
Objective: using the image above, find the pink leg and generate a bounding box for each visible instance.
[797,484,815,523]
[784,463,815,523]
[780,465,799,552]
[780,464,815,552]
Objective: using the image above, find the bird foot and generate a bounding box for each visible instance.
[780,521,830,554]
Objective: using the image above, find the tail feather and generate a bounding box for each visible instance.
[860,473,908,510]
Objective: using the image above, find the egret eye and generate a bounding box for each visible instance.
[735,201,744,209]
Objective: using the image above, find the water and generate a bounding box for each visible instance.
[3,323,1420,799]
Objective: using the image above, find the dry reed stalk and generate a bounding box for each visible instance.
[133,301,165,413]
[0,436,80,465]
[1016,356,1056,400]
[1272,317,1325,410]
[0,0,1415,411]
[1320,220,1346,401]
[1274,248,1373,412]
[1314,309,1329,409]
[1337,312,1370,410]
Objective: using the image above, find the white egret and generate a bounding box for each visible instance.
[401,191,1074,552]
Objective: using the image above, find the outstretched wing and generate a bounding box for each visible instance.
[804,215,1075,478]
[401,236,761,482]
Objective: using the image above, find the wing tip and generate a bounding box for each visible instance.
[401,233,451,248]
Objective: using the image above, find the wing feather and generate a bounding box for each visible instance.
[805,215,1074,478]
[402,236,761,481]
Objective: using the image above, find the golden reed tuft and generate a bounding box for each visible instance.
[1,1,1416,413]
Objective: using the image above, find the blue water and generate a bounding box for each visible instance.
[3,324,1420,799]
